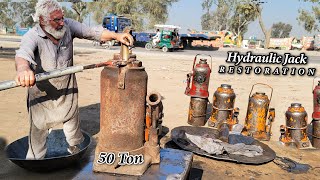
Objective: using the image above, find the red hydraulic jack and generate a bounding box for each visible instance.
[185,54,212,126]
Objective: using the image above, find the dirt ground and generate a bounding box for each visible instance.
[0,38,320,179]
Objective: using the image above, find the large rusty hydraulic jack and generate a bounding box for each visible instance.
[280,103,312,149]
[242,83,275,141]
[92,43,160,176]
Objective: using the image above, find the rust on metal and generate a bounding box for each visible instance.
[312,119,320,148]
[93,42,160,175]
[145,92,164,142]
[243,92,270,140]
[185,54,212,99]
[98,59,147,151]
[266,108,275,138]
[242,83,274,141]
[209,84,238,130]
[280,103,312,149]
[188,97,208,126]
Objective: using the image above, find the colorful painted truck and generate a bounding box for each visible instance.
[269,38,293,50]
[180,30,236,48]
[301,36,314,50]
[314,35,320,50]
[269,37,303,50]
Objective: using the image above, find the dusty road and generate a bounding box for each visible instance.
[0,38,320,179]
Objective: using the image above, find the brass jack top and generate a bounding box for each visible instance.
[120,43,130,61]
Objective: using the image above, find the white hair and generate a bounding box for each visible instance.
[33,0,63,23]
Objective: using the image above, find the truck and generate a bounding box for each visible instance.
[301,36,314,50]
[93,14,132,48]
[269,37,303,50]
[179,30,234,49]
[314,35,320,50]
[102,14,131,33]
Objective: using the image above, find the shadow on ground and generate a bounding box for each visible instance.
[184,46,219,51]
[79,103,100,137]
[74,50,96,56]
[0,47,17,59]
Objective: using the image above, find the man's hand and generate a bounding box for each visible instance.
[115,33,134,46]
[15,58,35,87]
[101,31,134,47]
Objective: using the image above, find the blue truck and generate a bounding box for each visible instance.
[93,14,132,48]
[102,14,131,33]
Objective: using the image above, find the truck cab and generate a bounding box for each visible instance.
[95,14,132,49]
[102,14,131,33]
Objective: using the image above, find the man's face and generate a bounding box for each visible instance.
[42,9,66,39]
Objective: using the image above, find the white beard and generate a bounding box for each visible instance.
[44,23,66,40]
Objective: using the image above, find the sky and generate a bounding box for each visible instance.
[165,0,316,39]
[57,0,316,39]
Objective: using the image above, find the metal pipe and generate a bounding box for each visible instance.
[0,61,113,91]
[0,65,83,91]
[146,91,163,129]
[187,97,208,126]
[266,108,275,138]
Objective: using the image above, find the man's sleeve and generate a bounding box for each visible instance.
[66,18,104,41]
[15,31,38,65]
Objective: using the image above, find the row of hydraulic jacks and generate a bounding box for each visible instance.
[185,54,320,150]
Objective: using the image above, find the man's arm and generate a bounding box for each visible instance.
[15,31,37,88]
[66,18,134,46]
[15,57,35,87]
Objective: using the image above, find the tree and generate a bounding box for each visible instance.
[0,0,16,29]
[201,0,214,30]
[88,0,178,31]
[271,22,292,38]
[249,0,271,48]
[200,0,258,47]
[10,1,37,28]
[297,0,320,33]
[200,0,238,31]
[62,6,78,21]
[230,1,258,46]
[66,1,89,23]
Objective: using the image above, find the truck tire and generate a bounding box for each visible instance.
[145,43,152,50]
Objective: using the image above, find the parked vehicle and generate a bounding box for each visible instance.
[314,35,320,51]
[291,38,303,50]
[269,37,303,50]
[302,36,314,50]
[94,14,132,49]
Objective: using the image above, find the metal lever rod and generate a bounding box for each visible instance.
[0,61,112,91]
